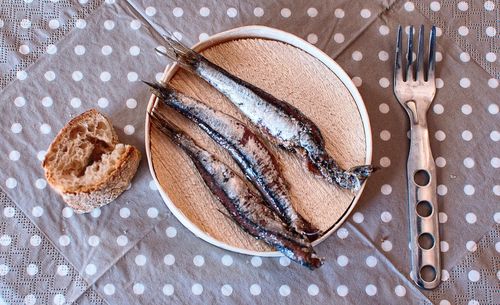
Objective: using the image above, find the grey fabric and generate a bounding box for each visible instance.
[0,0,498,304]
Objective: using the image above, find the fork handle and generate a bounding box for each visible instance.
[404,101,441,289]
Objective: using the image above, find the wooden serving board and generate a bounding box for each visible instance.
[146,26,372,256]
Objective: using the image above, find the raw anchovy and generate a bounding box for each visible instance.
[156,37,374,191]
[144,81,321,240]
[149,110,323,269]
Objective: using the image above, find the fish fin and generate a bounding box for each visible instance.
[156,36,200,71]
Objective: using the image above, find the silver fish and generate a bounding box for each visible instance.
[149,110,323,269]
[156,37,375,191]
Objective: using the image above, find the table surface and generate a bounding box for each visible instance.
[0,1,498,304]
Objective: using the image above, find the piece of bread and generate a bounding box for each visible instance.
[43,109,141,213]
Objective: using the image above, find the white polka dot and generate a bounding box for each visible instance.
[496,241,500,252]
[378,51,389,62]
[3,207,15,218]
[253,7,264,17]
[485,52,497,62]
[394,285,406,297]
[221,284,233,296]
[334,8,345,18]
[37,150,46,161]
[337,255,348,267]
[147,207,158,218]
[484,1,495,11]
[72,71,83,81]
[379,78,390,88]
[360,9,371,18]
[464,184,475,195]
[103,20,114,30]
[434,156,446,168]
[162,284,174,296]
[56,265,69,277]
[101,45,112,55]
[435,130,446,141]
[307,7,318,17]
[468,270,480,282]
[40,123,51,134]
[198,33,209,42]
[436,78,444,88]
[192,283,203,295]
[103,284,115,295]
[32,205,44,217]
[430,1,441,11]
[145,6,156,16]
[193,255,205,267]
[105,0,115,4]
[14,96,26,107]
[135,254,147,266]
[461,104,472,115]
[352,51,363,61]
[119,207,130,218]
[352,76,362,87]
[366,256,378,267]
[381,240,393,251]
[460,77,471,88]
[100,71,111,82]
[280,8,291,18]
[74,45,85,55]
[465,212,477,224]
[0,235,11,246]
[458,26,469,36]
[279,285,290,296]
[88,235,100,247]
[468,300,479,305]
[463,157,475,168]
[172,7,183,17]
[42,96,53,107]
[334,33,345,43]
[5,177,17,189]
[460,52,470,62]
[48,19,60,29]
[129,45,140,56]
[62,207,73,218]
[488,78,499,88]
[378,25,390,36]
[0,19,3,28]
[0,264,9,276]
[165,226,177,238]
[199,7,210,17]
[437,184,448,196]
[53,294,65,305]
[85,263,97,275]
[337,227,348,239]
[116,235,128,246]
[462,130,473,141]
[377,104,389,115]
[336,285,348,296]
[279,256,291,266]
[125,71,138,82]
[126,98,137,109]
[381,184,392,195]
[307,284,319,296]
[433,104,444,114]
[491,131,500,142]
[495,212,500,223]
[98,97,109,108]
[485,26,496,37]
[491,157,500,168]
[44,71,56,81]
[133,283,145,295]
[251,256,262,267]
[9,150,20,161]
[404,1,415,11]
[457,1,469,11]
[493,185,500,196]
[21,19,31,29]
[164,254,175,265]
[488,103,499,114]
[26,264,38,276]
[365,284,377,296]
[381,211,392,222]
[89,208,100,218]
[466,240,477,252]
[221,254,233,266]
[149,180,158,190]
[29,234,42,247]
[250,284,261,295]
[435,51,443,62]
[380,157,391,167]
[440,240,449,252]
[352,212,364,223]
[130,19,141,30]
[17,70,27,80]
[227,7,237,18]
[24,294,36,305]
[155,72,163,82]
[19,44,30,55]
[307,33,318,44]
[75,19,86,29]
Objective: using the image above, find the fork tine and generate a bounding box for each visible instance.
[427,26,437,81]
[416,25,425,82]
[406,25,414,81]
[394,25,403,84]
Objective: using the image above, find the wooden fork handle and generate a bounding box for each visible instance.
[405,101,441,290]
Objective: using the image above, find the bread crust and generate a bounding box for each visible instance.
[42,109,141,213]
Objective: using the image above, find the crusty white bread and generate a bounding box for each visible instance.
[43,109,141,213]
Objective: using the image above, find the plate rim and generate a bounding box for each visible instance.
[145,25,373,257]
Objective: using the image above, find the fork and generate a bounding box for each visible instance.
[393,25,441,290]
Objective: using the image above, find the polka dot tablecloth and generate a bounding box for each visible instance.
[0,0,498,304]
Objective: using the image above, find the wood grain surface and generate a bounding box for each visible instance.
[149,38,367,253]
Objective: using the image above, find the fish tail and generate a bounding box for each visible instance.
[295,219,322,242]
[156,36,200,71]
